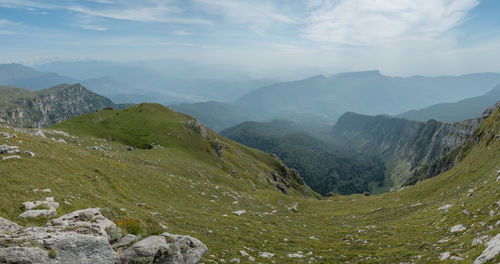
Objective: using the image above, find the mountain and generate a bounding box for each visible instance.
[236,70,500,120]
[405,100,500,185]
[171,101,254,132]
[398,84,500,123]
[38,60,276,103]
[221,120,387,195]
[332,112,480,186]
[1,101,499,263]
[0,84,128,128]
[0,63,77,90]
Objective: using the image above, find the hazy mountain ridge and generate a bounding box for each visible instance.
[37,61,277,104]
[332,112,480,186]
[0,63,77,90]
[0,84,127,128]
[236,70,500,120]
[398,84,500,123]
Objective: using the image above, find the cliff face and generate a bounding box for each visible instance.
[0,84,123,128]
[332,112,480,186]
[406,101,500,185]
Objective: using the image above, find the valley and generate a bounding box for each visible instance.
[0,102,499,263]
[2,2,500,262]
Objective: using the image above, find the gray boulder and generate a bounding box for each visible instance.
[475,233,500,264]
[0,247,50,263]
[19,208,57,219]
[47,208,116,237]
[0,209,208,264]
[118,232,208,264]
[0,217,21,234]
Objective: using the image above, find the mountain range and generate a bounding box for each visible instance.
[398,84,500,123]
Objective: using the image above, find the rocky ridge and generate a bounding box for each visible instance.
[406,100,500,185]
[332,112,480,186]
[0,84,126,128]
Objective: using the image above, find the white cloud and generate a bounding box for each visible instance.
[194,0,297,32]
[173,30,192,36]
[67,3,212,24]
[76,24,108,31]
[0,19,20,26]
[302,0,479,45]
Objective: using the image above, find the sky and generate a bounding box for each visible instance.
[0,0,499,79]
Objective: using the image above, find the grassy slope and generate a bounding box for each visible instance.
[0,104,499,263]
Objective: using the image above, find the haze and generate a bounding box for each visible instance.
[1,0,500,79]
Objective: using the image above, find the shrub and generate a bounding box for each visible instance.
[115,219,142,235]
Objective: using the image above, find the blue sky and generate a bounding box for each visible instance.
[0,0,499,78]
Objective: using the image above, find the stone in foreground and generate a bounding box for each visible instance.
[0,208,208,264]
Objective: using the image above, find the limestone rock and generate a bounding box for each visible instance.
[23,200,59,210]
[439,252,450,261]
[19,208,57,219]
[0,225,116,264]
[2,155,21,160]
[450,224,466,233]
[118,235,169,263]
[258,252,274,258]
[32,130,46,138]
[474,233,500,264]
[0,209,207,264]
[0,247,50,263]
[438,204,453,213]
[118,232,207,264]
[48,208,116,237]
[233,210,246,216]
[0,217,21,234]
[114,234,137,249]
[23,150,35,157]
[161,232,208,264]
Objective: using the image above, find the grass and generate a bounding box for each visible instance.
[0,103,499,263]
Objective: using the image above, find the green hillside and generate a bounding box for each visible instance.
[1,103,499,263]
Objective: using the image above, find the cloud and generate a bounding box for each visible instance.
[173,30,192,36]
[76,24,108,31]
[0,19,20,26]
[0,0,212,25]
[302,0,479,45]
[194,0,297,32]
[66,3,212,24]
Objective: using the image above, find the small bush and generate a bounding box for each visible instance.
[48,249,58,259]
[115,219,142,235]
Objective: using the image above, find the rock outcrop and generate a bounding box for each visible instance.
[0,84,124,128]
[0,208,208,264]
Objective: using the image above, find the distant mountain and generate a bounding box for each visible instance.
[332,112,479,186]
[0,84,127,128]
[221,120,387,195]
[237,70,500,120]
[0,63,77,90]
[171,101,253,132]
[398,84,500,123]
[37,60,276,103]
